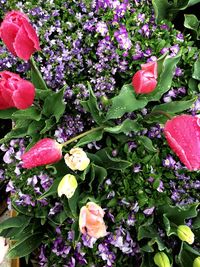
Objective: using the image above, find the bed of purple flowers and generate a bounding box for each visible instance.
[0,0,200,266]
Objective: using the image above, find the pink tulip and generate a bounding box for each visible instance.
[0,11,40,60]
[164,115,200,170]
[79,202,107,239]
[22,138,62,169]
[0,71,35,110]
[132,61,157,94]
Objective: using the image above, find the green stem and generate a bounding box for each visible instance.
[61,126,104,147]
[29,56,48,90]
[145,110,172,120]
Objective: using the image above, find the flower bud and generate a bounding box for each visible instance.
[154,252,171,267]
[22,138,62,169]
[79,202,107,239]
[58,174,78,199]
[177,225,194,244]
[64,147,90,171]
[193,257,200,267]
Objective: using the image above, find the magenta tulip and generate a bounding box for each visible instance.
[164,115,200,171]
[22,138,63,169]
[0,11,40,60]
[0,71,35,110]
[132,61,157,94]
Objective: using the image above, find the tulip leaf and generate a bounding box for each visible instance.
[105,84,148,120]
[68,187,80,218]
[77,129,104,146]
[0,215,31,233]
[42,87,66,122]
[35,88,53,101]
[96,149,132,170]
[184,14,199,37]
[104,119,143,134]
[192,58,200,81]
[89,163,107,190]
[30,56,48,90]
[7,232,43,259]
[81,83,104,124]
[0,108,16,119]
[177,243,200,267]
[152,0,171,23]
[12,107,41,121]
[40,117,56,134]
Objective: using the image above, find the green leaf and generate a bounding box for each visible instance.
[40,117,55,134]
[77,129,103,146]
[96,149,132,170]
[184,14,199,36]
[68,187,80,217]
[12,107,41,121]
[192,59,200,81]
[81,83,103,124]
[38,177,62,199]
[7,232,43,259]
[42,87,66,122]
[0,127,28,143]
[104,119,142,134]
[152,98,196,113]
[138,136,157,153]
[0,108,16,119]
[30,56,48,90]
[0,215,31,233]
[152,0,171,22]
[35,88,53,101]
[177,243,200,267]
[105,84,147,120]
[90,164,107,190]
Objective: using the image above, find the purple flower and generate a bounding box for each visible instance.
[143,206,155,215]
[163,155,176,168]
[0,169,5,180]
[6,181,15,193]
[114,25,132,50]
[38,245,48,267]
[96,21,109,36]
[175,67,183,77]
[82,234,97,248]
[52,237,70,258]
[49,202,63,216]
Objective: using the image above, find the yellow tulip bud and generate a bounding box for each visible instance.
[193,257,200,267]
[154,252,171,267]
[64,147,90,171]
[177,225,194,244]
[57,174,77,199]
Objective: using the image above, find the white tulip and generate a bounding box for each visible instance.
[64,147,90,171]
[57,174,78,199]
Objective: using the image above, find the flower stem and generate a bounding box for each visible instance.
[61,126,104,147]
[145,110,173,120]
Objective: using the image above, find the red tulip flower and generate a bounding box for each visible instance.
[132,61,157,94]
[0,11,40,60]
[0,71,35,110]
[164,115,200,171]
[22,138,63,169]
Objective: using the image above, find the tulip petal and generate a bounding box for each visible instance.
[23,19,40,50]
[141,61,157,78]
[12,80,35,109]
[0,22,19,55]
[132,70,157,94]
[79,206,87,234]
[13,25,35,60]
[164,115,200,170]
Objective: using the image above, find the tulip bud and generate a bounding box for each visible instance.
[79,202,107,239]
[154,252,171,267]
[58,174,78,199]
[22,138,62,169]
[177,225,194,244]
[64,147,90,171]
[193,257,200,267]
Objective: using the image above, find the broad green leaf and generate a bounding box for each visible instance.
[40,117,55,134]
[0,127,28,143]
[96,149,132,170]
[184,14,199,36]
[105,84,147,120]
[42,87,66,122]
[90,164,107,190]
[141,253,156,267]
[177,243,200,267]
[192,59,200,81]
[77,129,103,146]
[35,88,53,101]
[152,0,171,22]
[7,232,43,259]
[104,119,142,134]
[68,187,80,217]
[0,108,16,119]
[38,177,62,199]
[81,83,103,124]
[138,136,157,153]
[0,216,31,233]
[30,56,48,90]
[12,107,41,121]
[152,98,196,113]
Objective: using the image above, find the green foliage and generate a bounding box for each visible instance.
[184,14,200,38]
[104,119,143,134]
